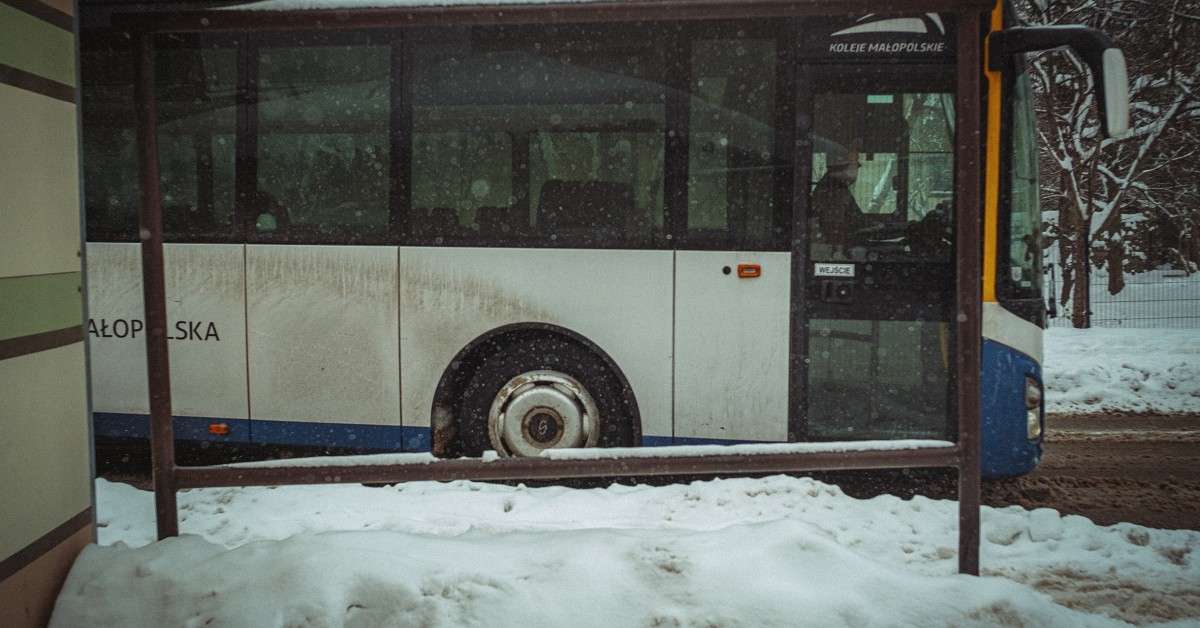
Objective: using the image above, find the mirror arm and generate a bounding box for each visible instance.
[989,26,1130,138]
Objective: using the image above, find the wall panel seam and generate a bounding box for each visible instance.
[0,63,75,102]
[0,326,84,361]
[0,508,92,583]
[0,0,73,31]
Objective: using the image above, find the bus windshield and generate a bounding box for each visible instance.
[1006,62,1043,297]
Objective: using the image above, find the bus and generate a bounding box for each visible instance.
[81,0,1127,478]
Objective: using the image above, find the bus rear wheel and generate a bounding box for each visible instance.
[457,336,633,457]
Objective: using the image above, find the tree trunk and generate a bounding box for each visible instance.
[1070,224,1091,329]
[1105,226,1126,295]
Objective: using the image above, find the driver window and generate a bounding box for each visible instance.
[809,68,954,262]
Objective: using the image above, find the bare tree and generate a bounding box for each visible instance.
[1019,0,1200,327]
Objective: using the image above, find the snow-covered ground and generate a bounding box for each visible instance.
[55,475,1200,627]
[1045,327,1200,414]
[52,328,1200,627]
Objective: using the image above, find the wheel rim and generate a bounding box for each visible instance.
[487,369,600,457]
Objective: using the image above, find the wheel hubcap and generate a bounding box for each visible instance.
[488,370,599,457]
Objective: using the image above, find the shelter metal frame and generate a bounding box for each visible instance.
[123,0,986,575]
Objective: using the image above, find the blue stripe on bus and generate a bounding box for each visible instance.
[401,426,431,452]
[97,397,1039,478]
[93,412,409,451]
[93,412,251,443]
[980,338,1043,478]
[249,420,403,450]
[94,412,741,453]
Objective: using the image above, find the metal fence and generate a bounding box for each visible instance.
[1045,265,1200,328]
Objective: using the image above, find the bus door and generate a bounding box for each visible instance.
[673,29,793,444]
[798,64,957,442]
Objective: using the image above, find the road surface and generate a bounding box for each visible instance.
[984,413,1200,531]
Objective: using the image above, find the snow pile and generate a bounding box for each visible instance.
[1044,327,1200,414]
[50,326,1199,624]
[53,477,1200,626]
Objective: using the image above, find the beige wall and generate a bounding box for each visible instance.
[0,0,93,626]
[0,347,92,560]
[0,84,82,278]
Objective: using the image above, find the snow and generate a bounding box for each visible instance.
[1044,327,1200,414]
[55,475,1200,627]
[51,327,1200,626]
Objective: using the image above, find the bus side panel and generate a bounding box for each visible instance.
[399,247,674,447]
[87,243,250,442]
[674,250,790,443]
[245,245,400,449]
[984,301,1041,477]
[981,302,1044,478]
[980,339,1042,477]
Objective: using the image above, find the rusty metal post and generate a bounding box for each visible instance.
[133,31,179,540]
[954,11,983,576]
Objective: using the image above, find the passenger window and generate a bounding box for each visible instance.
[82,35,238,241]
[412,131,514,241]
[408,26,666,247]
[687,36,787,249]
[255,38,391,238]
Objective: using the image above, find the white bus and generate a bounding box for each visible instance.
[81,0,1127,477]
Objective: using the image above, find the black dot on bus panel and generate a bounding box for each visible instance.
[723,266,732,275]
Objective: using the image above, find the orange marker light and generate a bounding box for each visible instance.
[737,264,762,278]
[209,423,231,436]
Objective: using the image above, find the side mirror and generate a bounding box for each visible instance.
[989,26,1130,138]
[1099,48,1130,137]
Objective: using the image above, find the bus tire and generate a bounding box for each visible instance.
[457,335,634,458]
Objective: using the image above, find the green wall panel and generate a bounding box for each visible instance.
[0,5,76,88]
[0,272,82,341]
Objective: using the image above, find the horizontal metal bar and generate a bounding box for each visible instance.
[173,446,963,489]
[115,0,994,34]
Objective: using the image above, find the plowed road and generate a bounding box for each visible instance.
[984,414,1200,531]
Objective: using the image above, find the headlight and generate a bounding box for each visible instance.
[1025,376,1043,440]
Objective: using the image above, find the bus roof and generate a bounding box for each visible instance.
[116,0,995,33]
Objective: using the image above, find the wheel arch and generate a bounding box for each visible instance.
[430,322,643,456]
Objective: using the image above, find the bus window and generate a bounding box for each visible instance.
[158,41,238,237]
[82,36,138,241]
[809,70,954,262]
[255,37,391,238]
[686,35,786,248]
[82,35,238,241]
[411,130,513,240]
[409,25,666,247]
[807,319,950,440]
[1005,62,1042,297]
